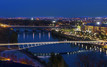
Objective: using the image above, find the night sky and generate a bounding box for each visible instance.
[0,0,107,17]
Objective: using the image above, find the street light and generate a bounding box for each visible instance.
[96,22,101,25]
[52,21,56,23]
[52,21,56,26]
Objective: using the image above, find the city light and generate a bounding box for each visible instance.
[31,17,34,20]
[6,58,11,61]
[52,21,56,23]
[96,22,101,25]
[0,24,8,28]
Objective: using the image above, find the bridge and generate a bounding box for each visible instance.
[0,24,60,28]
[10,26,59,28]
[0,41,107,50]
[1,25,60,31]
[34,50,94,56]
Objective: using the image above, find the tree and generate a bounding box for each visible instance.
[48,53,68,67]
[10,31,18,43]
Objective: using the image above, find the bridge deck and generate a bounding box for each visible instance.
[7,26,60,28]
[0,41,107,46]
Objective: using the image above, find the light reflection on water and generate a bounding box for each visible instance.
[1,30,107,67]
[18,31,57,43]
[33,32,35,40]
[16,30,107,67]
[39,33,41,39]
[48,32,50,39]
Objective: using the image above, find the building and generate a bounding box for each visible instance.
[85,23,107,35]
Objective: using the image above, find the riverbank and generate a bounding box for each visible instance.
[0,27,18,43]
[19,49,48,67]
[51,30,92,41]
[13,29,107,67]
[0,61,33,67]
[51,30,107,50]
[0,28,46,67]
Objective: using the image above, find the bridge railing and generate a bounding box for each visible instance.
[0,41,107,46]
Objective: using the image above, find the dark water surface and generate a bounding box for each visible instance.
[17,30,107,67]
[1,29,107,67]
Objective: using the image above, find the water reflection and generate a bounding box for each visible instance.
[18,31,58,43]
[0,30,107,67]
[18,34,20,38]
[48,32,50,39]
[33,32,35,40]
[39,33,41,39]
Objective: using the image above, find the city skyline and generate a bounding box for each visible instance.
[0,0,107,67]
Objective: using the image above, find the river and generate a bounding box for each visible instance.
[1,29,107,67]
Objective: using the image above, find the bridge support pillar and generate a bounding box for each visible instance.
[31,44,33,47]
[18,45,22,50]
[23,45,25,49]
[8,45,11,49]
[27,44,30,48]
[34,44,36,46]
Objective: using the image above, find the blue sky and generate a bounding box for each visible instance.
[0,0,107,17]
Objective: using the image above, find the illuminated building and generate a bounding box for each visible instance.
[85,22,107,35]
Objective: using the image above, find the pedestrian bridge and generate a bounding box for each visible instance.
[0,41,107,50]
[0,41,107,46]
